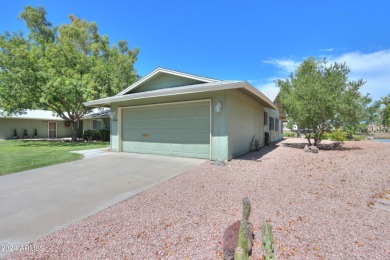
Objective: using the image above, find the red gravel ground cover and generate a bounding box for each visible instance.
[6,139,390,259]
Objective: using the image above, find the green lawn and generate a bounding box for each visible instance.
[0,140,109,175]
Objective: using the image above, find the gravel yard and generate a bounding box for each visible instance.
[6,139,390,259]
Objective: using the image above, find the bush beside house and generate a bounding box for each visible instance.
[83,129,110,142]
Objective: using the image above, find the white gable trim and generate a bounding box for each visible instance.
[116,67,218,96]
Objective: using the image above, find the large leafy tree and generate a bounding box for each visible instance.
[366,100,382,125]
[381,94,390,128]
[0,6,139,141]
[276,57,370,146]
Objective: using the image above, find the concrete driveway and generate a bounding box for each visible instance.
[0,151,203,257]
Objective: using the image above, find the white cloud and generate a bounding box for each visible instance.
[320,48,334,52]
[256,81,279,101]
[263,50,390,101]
[330,50,390,100]
[263,59,300,74]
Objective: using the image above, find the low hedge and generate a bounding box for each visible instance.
[321,132,331,140]
[329,130,347,141]
[83,129,110,141]
[283,131,296,137]
[352,135,365,141]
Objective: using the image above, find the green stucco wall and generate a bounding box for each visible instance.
[82,119,93,131]
[227,90,265,159]
[264,107,283,142]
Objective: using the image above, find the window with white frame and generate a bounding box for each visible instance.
[269,116,274,130]
[92,119,102,130]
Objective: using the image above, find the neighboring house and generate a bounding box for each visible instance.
[283,122,298,131]
[82,109,110,131]
[0,109,111,140]
[367,124,389,132]
[85,67,284,161]
[0,110,72,139]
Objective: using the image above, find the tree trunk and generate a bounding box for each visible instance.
[314,131,323,146]
[70,120,78,142]
[307,135,312,146]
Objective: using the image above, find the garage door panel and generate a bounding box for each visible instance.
[122,142,209,159]
[124,119,209,131]
[123,131,209,144]
[122,101,210,159]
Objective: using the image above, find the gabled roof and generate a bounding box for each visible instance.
[85,80,278,110]
[117,67,218,96]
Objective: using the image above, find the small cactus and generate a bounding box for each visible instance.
[243,197,251,222]
[262,223,274,260]
[234,197,253,260]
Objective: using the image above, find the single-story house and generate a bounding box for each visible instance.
[85,67,284,161]
[0,110,72,139]
[81,109,110,131]
[0,109,109,140]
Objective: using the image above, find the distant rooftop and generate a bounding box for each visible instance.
[0,109,63,120]
[83,109,110,118]
[1,108,110,120]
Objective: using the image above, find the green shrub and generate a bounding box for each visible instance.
[83,129,110,141]
[83,130,92,141]
[321,132,331,140]
[352,135,365,141]
[265,132,270,145]
[330,130,347,141]
[99,129,110,141]
[283,131,296,137]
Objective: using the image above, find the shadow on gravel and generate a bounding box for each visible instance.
[236,139,284,161]
[282,142,363,151]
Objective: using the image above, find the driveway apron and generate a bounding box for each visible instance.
[0,152,203,257]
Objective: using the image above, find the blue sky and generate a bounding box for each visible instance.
[2,1,390,101]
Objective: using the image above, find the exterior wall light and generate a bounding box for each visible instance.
[110,111,117,121]
[215,102,222,113]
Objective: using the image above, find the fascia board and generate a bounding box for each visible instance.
[85,81,242,106]
[85,81,278,110]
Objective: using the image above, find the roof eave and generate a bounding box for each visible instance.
[242,82,278,110]
[84,81,278,111]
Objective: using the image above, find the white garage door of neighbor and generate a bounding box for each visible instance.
[121,101,211,159]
